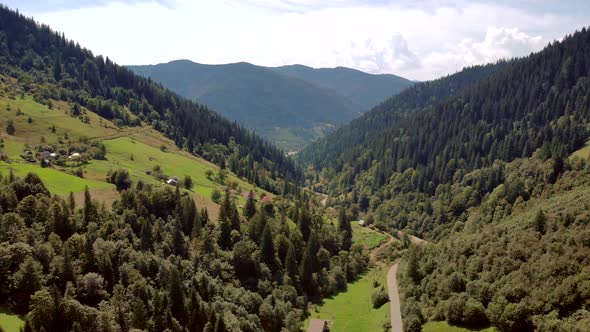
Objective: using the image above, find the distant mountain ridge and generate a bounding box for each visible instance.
[129,60,414,150]
[270,64,413,110]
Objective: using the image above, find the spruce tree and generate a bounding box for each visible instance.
[261,224,275,270]
[244,190,256,218]
[338,207,352,251]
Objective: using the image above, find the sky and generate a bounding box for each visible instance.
[5,0,590,80]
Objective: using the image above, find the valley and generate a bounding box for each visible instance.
[1,2,590,332]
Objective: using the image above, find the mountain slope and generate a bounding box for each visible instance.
[130,60,363,150]
[270,64,414,110]
[0,6,300,191]
[298,62,506,170]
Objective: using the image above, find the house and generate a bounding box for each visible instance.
[358,220,367,227]
[68,152,81,159]
[307,319,329,332]
[50,152,58,158]
[37,151,50,160]
[166,178,178,186]
[261,195,272,204]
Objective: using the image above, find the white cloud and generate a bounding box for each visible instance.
[24,0,589,80]
[421,27,545,79]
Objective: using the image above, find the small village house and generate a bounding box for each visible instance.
[307,319,329,332]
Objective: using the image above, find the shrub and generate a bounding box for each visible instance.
[372,287,389,309]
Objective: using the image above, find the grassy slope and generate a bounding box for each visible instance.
[0,162,113,195]
[0,92,269,216]
[570,139,590,159]
[351,222,388,250]
[0,309,25,332]
[304,224,391,331]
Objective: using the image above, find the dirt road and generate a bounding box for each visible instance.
[387,263,403,332]
[369,231,395,264]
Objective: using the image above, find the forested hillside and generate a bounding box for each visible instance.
[298,62,505,170]
[0,6,301,192]
[0,5,372,332]
[0,172,367,331]
[398,153,590,331]
[302,29,590,202]
[270,64,414,110]
[297,26,590,332]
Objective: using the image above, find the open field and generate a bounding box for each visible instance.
[0,309,25,332]
[351,222,388,250]
[0,162,114,195]
[304,264,390,332]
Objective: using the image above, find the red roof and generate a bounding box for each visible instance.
[243,191,257,199]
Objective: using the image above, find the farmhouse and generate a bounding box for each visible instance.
[37,151,52,160]
[358,220,366,227]
[68,152,81,159]
[166,178,178,186]
[307,319,329,332]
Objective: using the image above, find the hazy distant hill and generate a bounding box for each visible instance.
[271,64,414,110]
[130,60,413,150]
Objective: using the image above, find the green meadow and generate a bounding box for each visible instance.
[304,265,390,332]
[0,162,114,195]
[0,309,25,332]
[351,221,388,250]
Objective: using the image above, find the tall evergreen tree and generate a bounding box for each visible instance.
[243,190,256,219]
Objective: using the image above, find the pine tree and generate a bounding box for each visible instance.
[218,214,232,251]
[230,204,240,233]
[68,191,76,212]
[298,207,312,242]
[191,213,202,240]
[299,245,315,296]
[244,190,256,218]
[83,186,96,226]
[338,207,352,251]
[261,224,275,270]
[533,209,547,235]
[168,266,186,325]
[285,243,298,278]
[140,217,152,251]
[53,53,62,81]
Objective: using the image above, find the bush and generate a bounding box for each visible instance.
[107,168,132,191]
[372,287,389,309]
[211,189,222,204]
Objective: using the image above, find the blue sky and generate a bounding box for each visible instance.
[5,0,590,80]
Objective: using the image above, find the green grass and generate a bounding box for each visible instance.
[82,137,267,203]
[0,162,114,195]
[423,321,497,332]
[352,222,388,250]
[0,309,25,332]
[570,139,590,159]
[304,265,390,332]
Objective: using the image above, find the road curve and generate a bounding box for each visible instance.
[387,263,403,332]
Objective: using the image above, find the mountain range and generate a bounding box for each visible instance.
[129,60,414,150]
